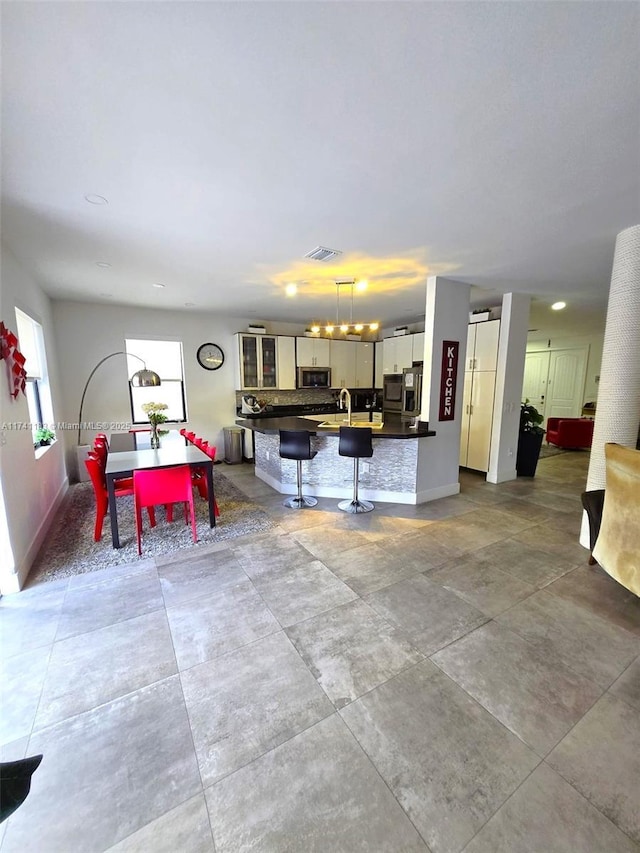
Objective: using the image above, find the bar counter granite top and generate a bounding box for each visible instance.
[235,415,436,439]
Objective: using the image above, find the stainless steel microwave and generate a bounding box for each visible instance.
[297,367,331,388]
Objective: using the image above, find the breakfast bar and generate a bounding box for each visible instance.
[236,415,437,505]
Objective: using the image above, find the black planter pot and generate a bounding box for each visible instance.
[516,430,544,477]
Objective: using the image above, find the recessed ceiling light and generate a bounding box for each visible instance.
[551,301,566,310]
[96,261,111,268]
[285,283,297,297]
[84,194,108,205]
[152,283,165,289]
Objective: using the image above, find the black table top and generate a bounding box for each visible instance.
[235,416,436,439]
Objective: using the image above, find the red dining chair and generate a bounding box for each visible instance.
[95,432,109,449]
[93,438,108,468]
[133,465,197,555]
[190,445,220,516]
[185,431,196,444]
[84,457,156,541]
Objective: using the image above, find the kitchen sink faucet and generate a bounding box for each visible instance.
[338,387,352,426]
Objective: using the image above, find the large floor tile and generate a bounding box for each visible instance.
[340,665,538,853]
[232,531,314,576]
[377,527,465,572]
[0,584,66,657]
[286,598,424,708]
[247,559,357,627]
[66,558,156,591]
[56,567,163,640]
[1,676,201,853]
[497,590,640,688]
[0,646,50,745]
[364,574,489,655]
[433,621,603,756]
[289,525,371,562]
[181,632,333,786]
[464,762,638,853]
[166,578,280,669]
[205,714,429,852]
[475,538,578,588]
[157,548,247,608]
[106,794,214,852]
[610,657,640,711]
[428,556,535,617]
[512,524,590,566]
[320,540,426,596]
[35,609,177,729]
[546,564,640,636]
[547,693,640,842]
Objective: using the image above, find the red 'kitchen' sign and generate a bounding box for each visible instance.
[439,340,459,421]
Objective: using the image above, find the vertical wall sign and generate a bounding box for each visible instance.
[439,340,459,421]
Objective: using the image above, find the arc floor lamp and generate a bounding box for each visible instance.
[76,351,161,445]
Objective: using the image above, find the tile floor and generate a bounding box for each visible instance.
[1,452,639,852]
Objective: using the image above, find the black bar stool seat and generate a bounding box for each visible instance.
[338,426,374,513]
[279,430,318,509]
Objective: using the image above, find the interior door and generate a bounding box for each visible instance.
[545,348,588,421]
[522,351,550,416]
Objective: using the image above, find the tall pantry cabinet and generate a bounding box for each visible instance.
[459,320,500,472]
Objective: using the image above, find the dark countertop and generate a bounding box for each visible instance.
[235,415,436,439]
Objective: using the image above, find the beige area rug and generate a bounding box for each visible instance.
[29,471,275,584]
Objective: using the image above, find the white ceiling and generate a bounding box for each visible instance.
[2,2,638,338]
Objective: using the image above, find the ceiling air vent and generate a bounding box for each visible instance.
[304,246,342,262]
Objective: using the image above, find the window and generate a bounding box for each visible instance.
[125,339,187,423]
[15,308,54,447]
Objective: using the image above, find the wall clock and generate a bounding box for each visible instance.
[196,343,225,371]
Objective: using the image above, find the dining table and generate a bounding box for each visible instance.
[105,444,216,548]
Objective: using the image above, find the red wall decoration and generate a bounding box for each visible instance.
[438,340,459,421]
[0,321,27,399]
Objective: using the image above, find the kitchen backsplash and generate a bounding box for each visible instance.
[234,388,375,408]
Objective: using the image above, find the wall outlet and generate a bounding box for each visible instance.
[507,448,514,457]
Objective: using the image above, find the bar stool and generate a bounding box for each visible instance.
[279,430,318,509]
[338,426,374,513]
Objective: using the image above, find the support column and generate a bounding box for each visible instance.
[487,293,531,484]
[417,275,470,500]
[581,224,640,546]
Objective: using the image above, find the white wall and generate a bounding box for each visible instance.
[52,301,295,477]
[0,245,67,592]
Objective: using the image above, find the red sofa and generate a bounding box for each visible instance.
[546,417,594,449]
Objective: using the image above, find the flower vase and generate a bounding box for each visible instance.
[150,424,161,450]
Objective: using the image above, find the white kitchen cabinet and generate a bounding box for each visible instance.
[459,320,500,472]
[355,341,374,387]
[412,332,425,364]
[465,320,500,372]
[382,336,413,374]
[330,340,374,389]
[235,333,278,390]
[375,341,384,388]
[276,336,296,390]
[296,337,331,367]
[330,339,357,388]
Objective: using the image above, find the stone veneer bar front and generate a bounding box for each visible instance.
[236,416,438,505]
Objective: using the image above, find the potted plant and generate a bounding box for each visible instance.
[141,401,169,449]
[35,427,55,448]
[516,399,545,476]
